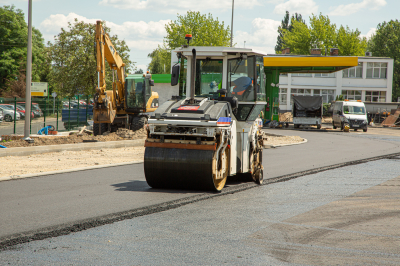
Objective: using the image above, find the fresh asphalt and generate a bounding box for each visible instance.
[1,127,400,264]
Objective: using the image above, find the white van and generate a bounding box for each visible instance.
[332,100,368,132]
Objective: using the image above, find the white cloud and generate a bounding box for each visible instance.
[39,13,169,51]
[134,64,148,72]
[360,27,376,39]
[39,13,171,70]
[40,13,99,34]
[234,18,281,54]
[329,0,387,16]
[99,0,261,13]
[274,0,318,16]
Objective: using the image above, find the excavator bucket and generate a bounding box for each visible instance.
[93,92,116,124]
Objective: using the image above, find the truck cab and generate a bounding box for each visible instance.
[333,100,368,132]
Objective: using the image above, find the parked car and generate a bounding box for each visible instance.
[0,109,3,123]
[17,102,43,118]
[16,105,35,119]
[1,104,27,119]
[0,105,21,122]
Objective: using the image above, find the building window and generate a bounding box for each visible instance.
[280,73,288,76]
[291,73,312,77]
[343,62,363,78]
[315,73,335,78]
[365,91,386,102]
[342,90,362,100]
[313,89,335,103]
[366,62,387,79]
[279,88,287,104]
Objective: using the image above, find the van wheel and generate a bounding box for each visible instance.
[332,122,337,129]
[317,124,321,129]
[340,123,344,131]
[363,128,368,132]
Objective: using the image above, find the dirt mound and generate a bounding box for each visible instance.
[1,128,147,148]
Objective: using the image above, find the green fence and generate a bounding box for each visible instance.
[0,96,93,136]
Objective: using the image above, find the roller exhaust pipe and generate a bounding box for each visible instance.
[190,48,196,104]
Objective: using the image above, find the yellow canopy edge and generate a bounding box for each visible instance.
[264,56,358,67]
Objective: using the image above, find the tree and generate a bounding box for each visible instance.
[275,11,305,53]
[134,69,144,74]
[48,19,134,97]
[283,13,367,56]
[148,11,231,74]
[148,44,170,74]
[164,11,231,49]
[0,5,47,96]
[337,26,367,56]
[369,20,400,101]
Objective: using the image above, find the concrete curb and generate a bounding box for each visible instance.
[0,139,145,157]
[0,160,144,182]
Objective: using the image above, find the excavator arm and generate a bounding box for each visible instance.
[94,20,125,123]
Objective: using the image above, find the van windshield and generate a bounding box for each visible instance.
[344,105,365,115]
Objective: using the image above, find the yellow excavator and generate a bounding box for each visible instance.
[93,20,159,135]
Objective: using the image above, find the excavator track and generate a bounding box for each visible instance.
[144,147,228,192]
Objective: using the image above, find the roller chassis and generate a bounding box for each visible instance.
[144,46,267,191]
[144,97,264,191]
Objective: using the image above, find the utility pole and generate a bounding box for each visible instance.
[230,0,234,47]
[23,0,33,143]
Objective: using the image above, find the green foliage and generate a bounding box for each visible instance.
[0,5,47,95]
[283,19,311,55]
[323,103,331,116]
[164,11,230,49]
[148,45,170,74]
[48,19,134,97]
[134,69,144,74]
[148,11,231,74]
[337,26,367,56]
[368,20,400,101]
[275,11,305,53]
[335,95,344,101]
[283,13,367,56]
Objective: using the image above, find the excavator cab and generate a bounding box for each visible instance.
[125,74,154,113]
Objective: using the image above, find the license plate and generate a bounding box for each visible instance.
[353,124,359,127]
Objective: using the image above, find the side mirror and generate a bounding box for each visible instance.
[171,65,180,86]
[150,80,155,86]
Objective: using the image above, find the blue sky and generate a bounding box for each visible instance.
[3,0,397,72]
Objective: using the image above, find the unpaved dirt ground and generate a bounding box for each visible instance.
[0,134,303,179]
[1,128,148,148]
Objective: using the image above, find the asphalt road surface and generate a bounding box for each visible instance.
[1,128,400,265]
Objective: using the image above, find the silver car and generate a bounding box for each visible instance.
[0,105,21,122]
[0,109,3,123]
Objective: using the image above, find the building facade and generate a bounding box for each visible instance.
[278,57,394,112]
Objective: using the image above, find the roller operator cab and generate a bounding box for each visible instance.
[144,45,267,191]
[332,100,368,132]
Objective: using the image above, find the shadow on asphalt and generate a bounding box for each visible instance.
[111,178,252,193]
[111,180,207,194]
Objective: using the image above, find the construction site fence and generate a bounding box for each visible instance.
[0,96,94,137]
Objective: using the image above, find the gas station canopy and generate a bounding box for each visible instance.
[264,55,359,73]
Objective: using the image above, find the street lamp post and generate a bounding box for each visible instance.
[23,0,33,143]
[230,0,234,47]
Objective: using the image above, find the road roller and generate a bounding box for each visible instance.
[144,40,266,191]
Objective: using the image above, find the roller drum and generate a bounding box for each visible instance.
[144,147,219,191]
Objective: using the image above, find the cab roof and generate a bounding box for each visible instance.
[172,46,267,58]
